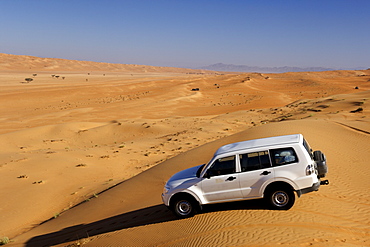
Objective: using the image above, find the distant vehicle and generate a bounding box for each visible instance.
[162,134,328,218]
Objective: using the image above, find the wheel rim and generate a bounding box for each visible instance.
[176,200,192,216]
[272,191,289,207]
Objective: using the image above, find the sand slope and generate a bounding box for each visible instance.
[10,119,370,247]
[1,54,369,246]
[86,120,370,247]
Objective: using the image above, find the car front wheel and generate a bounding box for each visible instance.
[171,196,198,218]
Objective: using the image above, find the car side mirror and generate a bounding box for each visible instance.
[203,171,211,179]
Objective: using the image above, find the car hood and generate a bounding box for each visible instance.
[167,165,203,188]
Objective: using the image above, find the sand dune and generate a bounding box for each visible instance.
[0,54,369,246]
[10,119,370,247]
[0,53,213,74]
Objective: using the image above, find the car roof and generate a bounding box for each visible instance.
[214,134,303,156]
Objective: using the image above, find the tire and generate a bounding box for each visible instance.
[265,187,295,210]
[171,196,198,218]
[313,150,325,162]
[313,150,328,178]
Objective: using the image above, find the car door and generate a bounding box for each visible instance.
[238,151,274,198]
[200,155,243,203]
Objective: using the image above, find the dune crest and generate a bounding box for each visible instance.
[0,53,215,74]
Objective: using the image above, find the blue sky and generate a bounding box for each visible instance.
[1,0,369,69]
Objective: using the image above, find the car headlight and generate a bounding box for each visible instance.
[163,185,170,194]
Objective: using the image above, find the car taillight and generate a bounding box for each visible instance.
[306,164,315,176]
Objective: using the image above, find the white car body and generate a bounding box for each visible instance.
[162,134,328,217]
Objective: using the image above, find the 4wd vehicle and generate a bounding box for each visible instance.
[162,134,328,218]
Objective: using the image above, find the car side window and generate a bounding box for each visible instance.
[240,151,271,172]
[270,148,298,166]
[207,156,236,177]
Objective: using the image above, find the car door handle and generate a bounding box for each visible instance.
[261,171,271,176]
[226,176,236,181]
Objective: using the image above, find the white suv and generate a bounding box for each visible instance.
[162,134,328,218]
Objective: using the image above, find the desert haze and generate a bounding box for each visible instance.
[0,53,369,246]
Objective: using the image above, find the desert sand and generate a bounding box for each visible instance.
[0,53,369,246]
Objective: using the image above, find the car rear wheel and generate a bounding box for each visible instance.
[266,187,295,210]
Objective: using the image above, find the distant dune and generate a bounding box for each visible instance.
[199,62,367,73]
[0,54,369,246]
[0,53,215,74]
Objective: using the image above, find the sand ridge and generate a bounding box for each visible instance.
[0,54,369,246]
[11,119,370,247]
[0,53,214,74]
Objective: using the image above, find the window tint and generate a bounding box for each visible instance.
[208,156,236,176]
[303,139,313,159]
[240,151,271,172]
[270,148,298,166]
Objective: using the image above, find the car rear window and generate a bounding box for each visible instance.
[270,148,298,166]
[303,138,313,159]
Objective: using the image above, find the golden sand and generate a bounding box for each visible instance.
[0,53,369,246]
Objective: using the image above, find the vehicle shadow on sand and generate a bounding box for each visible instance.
[25,199,267,247]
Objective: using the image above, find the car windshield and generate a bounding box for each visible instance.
[198,159,213,177]
[196,164,206,178]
